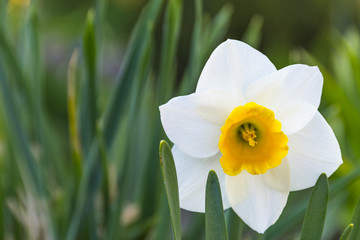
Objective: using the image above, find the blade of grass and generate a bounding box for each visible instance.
[67,49,83,179]
[205,170,228,240]
[150,195,172,240]
[201,3,233,64]
[300,173,329,240]
[0,23,30,102]
[0,64,41,195]
[79,9,97,153]
[96,123,110,225]
[242,14,263,48]
[101,0,164,147]
[179,0,202,94]
[179,1,233,94]
[158,0,182,102]
[226,208,245,240]
[340,224,354,240]
[65,139,100,240]
[105,20,155,240]
[0,62,57,239]
[159,140,182,240]
[95,0,108,78]
[349,195,360,240]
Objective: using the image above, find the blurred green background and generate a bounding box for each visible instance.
[1,0,360,239]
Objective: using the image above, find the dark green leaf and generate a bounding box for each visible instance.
[205,170,228,240]
[159,140,182,240]
[226,208,245,240]
[300,173,329,240]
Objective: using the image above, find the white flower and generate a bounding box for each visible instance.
[159,39,342,233]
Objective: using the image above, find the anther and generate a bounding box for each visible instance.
[239,123,257,147]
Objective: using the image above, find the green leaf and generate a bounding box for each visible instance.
[205,170,228,240]
[340,224,354,240]
[0,21,30,102]
[349,195,360,240]
[105,20,155,240]
[158,0,183,102]
[179,1,232,94]
[300,173,329,240]
[179,0,202,94]
[202,3,233,64]
[242,14,264,48]
[101,0,164,147]
[159,140,182,240]
[226,208,245,240]
[79,9,97,153]
[66,140,101,240]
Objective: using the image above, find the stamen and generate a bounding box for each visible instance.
[239,123,257,147]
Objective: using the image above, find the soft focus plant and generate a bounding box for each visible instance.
[0,0,359,239]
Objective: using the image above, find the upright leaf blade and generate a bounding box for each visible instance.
[226,208,245,240]
[102,0,164,147]
[300,173,329,240]
[205,170,228,240]
[340,224,354,240]
[79,9,97,153]
[159,140,182,240]
[349,195,360,240]
[158,0,183,102]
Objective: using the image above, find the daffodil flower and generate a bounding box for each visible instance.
[159,39,342,233]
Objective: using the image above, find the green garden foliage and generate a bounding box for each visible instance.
[0,0,359,239]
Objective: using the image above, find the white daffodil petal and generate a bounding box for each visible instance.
[160,90,237,158]
[287,111,343,191]
[246,64,323,134]
[196,39,276,103]
[276,102,317,135]
[226,161,290,234]
[172,145,230,212]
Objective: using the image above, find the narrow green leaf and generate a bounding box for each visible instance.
[158,0,183,102]
[159,140,182,240]
[340,224,354,240]
[179,0,202,94]
[95,0,108,77]
[79,9,97,153]
[105,21,155,240]
[0,21,30,102]
[150,195,172,240]
[0,64,41,195]
[242,14,264,48]
[226,208,245,240]
[180,1,232,94]
[67,49,83,179]
[102,0,164,147]
[66,140,101,240]
[202,3,233,63]
[96,123,110,225]
[205,170,228,240]
[349,195,360,240]
[300,173,329,240]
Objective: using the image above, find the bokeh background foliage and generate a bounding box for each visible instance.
[0,0,360,239]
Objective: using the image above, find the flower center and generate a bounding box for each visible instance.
[218,102,289,176]
[239,123,257,147]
